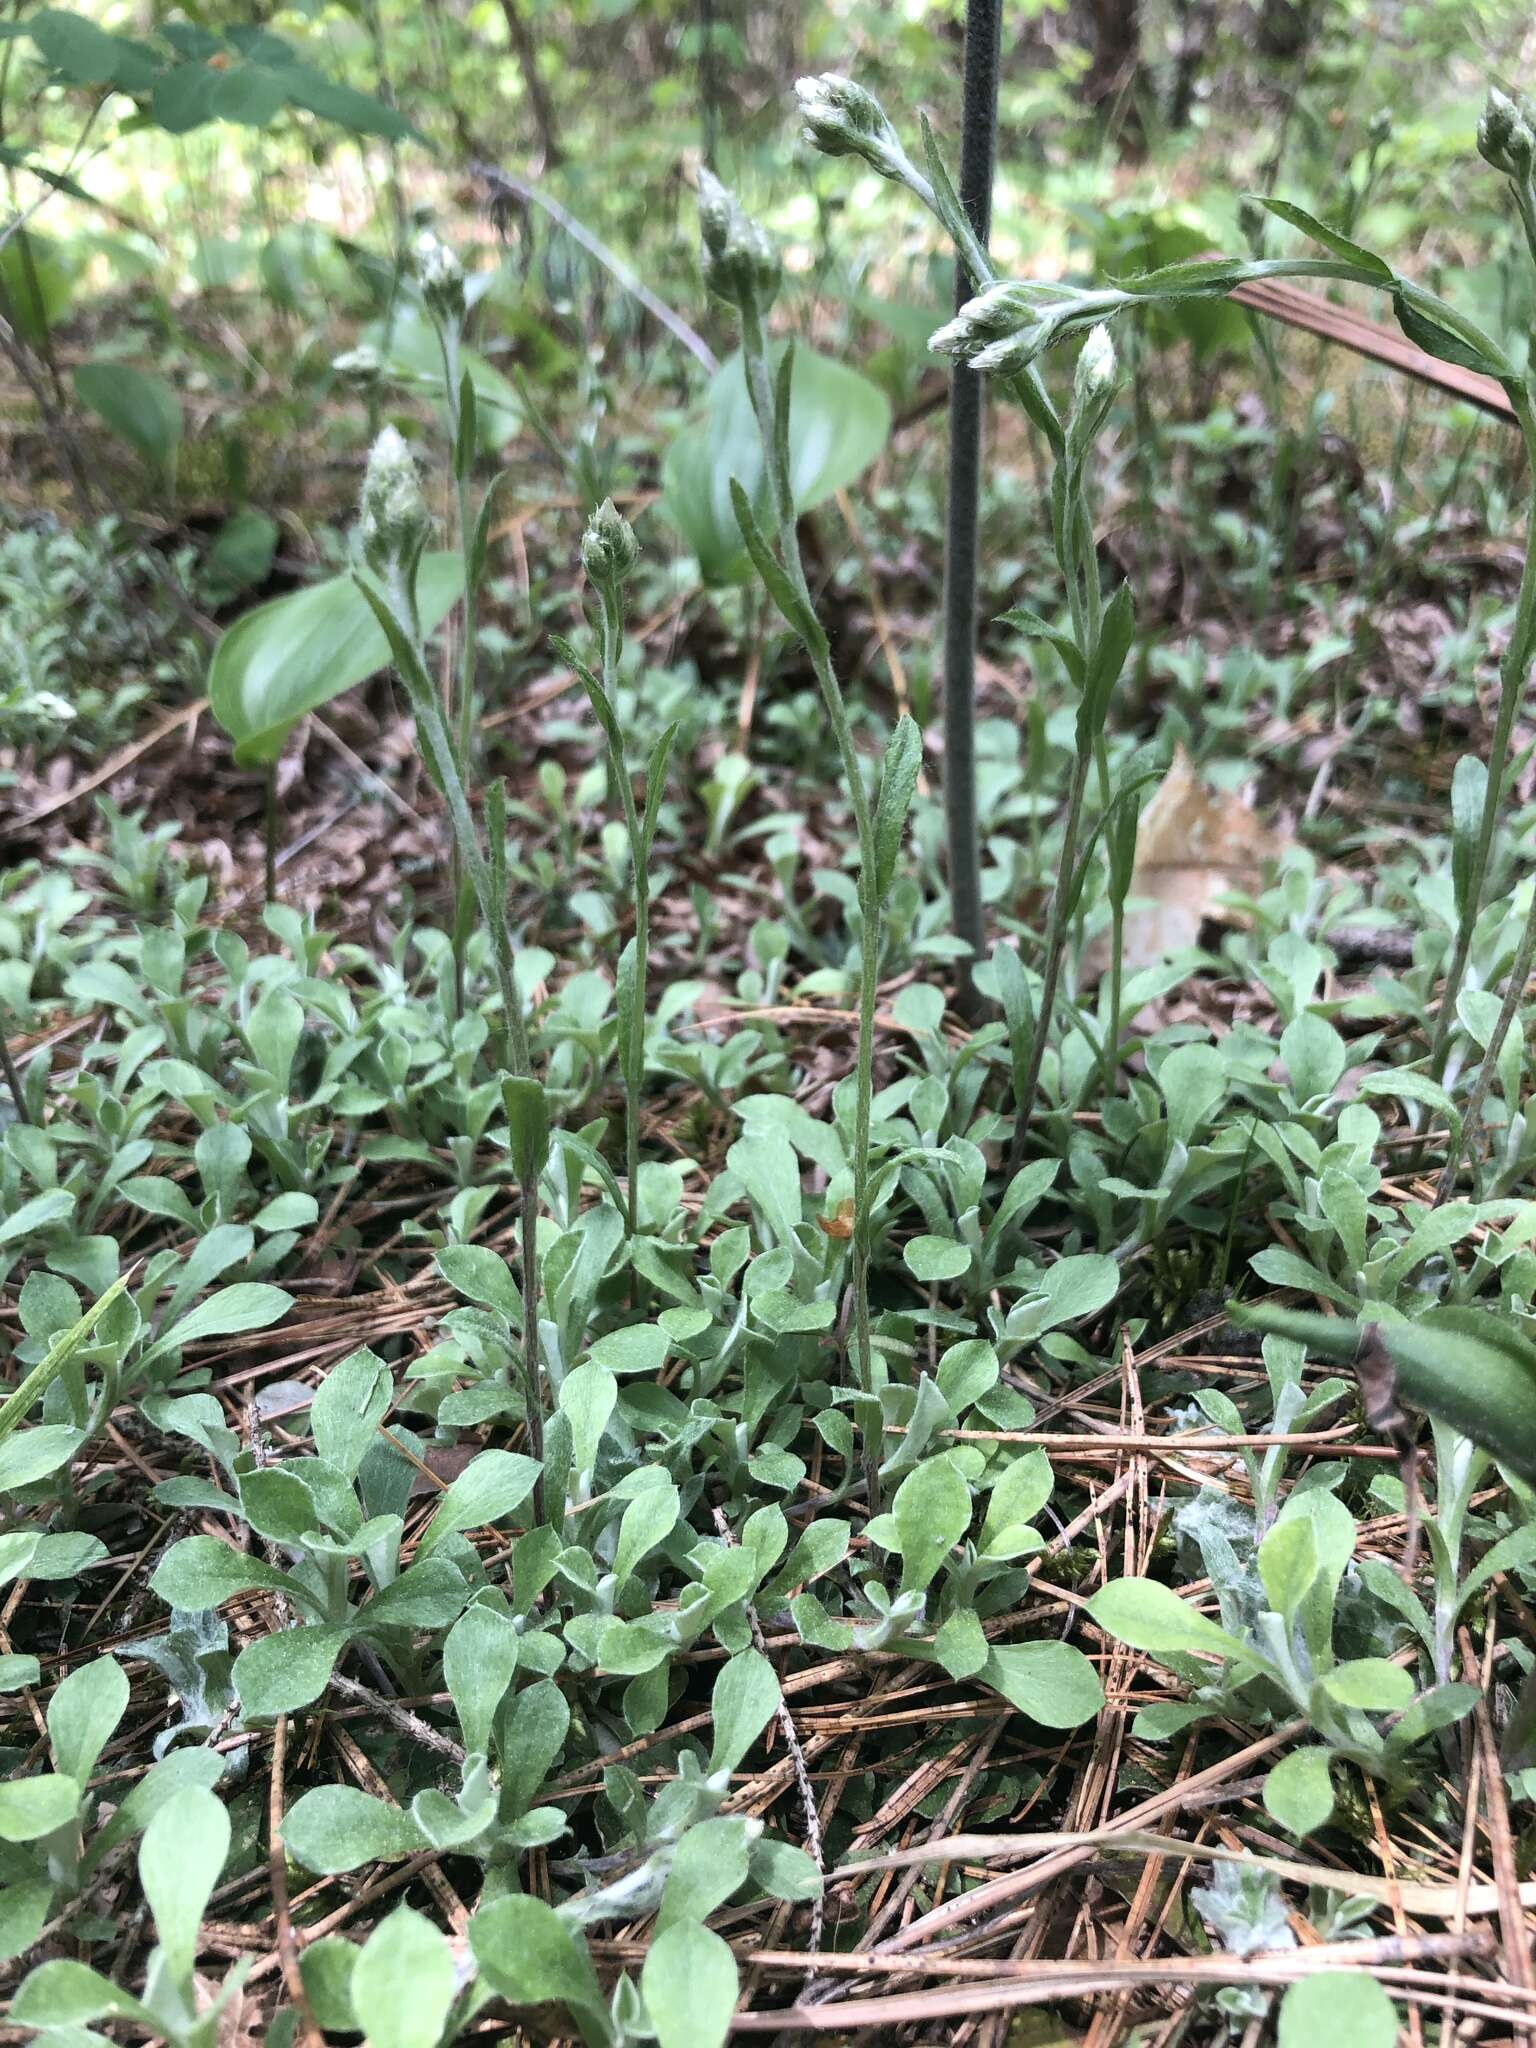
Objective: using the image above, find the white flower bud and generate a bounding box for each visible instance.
[359,426,429,575]
[332,344,383,388]
[1479,88,1535,178]
[1074,322,1119,406]
[581,498,639,590]
[794,73,904,177]
[696,168,781,310]
[413,227,466,324]
[929,282,1038,362]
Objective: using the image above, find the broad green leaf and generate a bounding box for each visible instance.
[587,1322,670,1376]
[209,550,463,767]
[300,1939,360,2032]
[904,1235,972,1284]
[981,1642,1103,1728]
[891,1455,972,1595]
[1280,1011,1346,1105]
[709,1648,780,1774]
[11,1958,154,2029]
[145,1282,292,1363]
[1257,1515,1318,1622]
[1278,1973,1397,2048]
[232,1625,347,1719]
[139,1785,229,1983]
[657,1816,752,1931]
[1318,1659,1415,1712]
[934,1607,989,1679]
[640,1919,738,2048]
[979,1450,1053,1557]
[442,1605,521,1757]
[151,1535,309,1614]
[47,1656,128,1785]
[1159,1042,1225,1148]
[436,1244,522,1321]
[0,1773,81,1841]
[310,1348,391,1480]
[1088,1578,1261,1667]
[662,344,891,583]
[0,1424,83,1493]
[614,1481,681,1583]
[74,362,181,478]
[1263,1745,1335,1836]
[416,1449,541,1554]
[351,1905,456,2048]
[470,1894,606,2036]
[0,1530,107,1589]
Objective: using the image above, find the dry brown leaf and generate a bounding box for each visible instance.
[1083,746,1287,982]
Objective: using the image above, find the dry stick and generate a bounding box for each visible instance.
[941,0,1002,1011]
[269,1714,325,2048]
[729,1934,1499,2033]
[1463,1619,1535,1993]
[473,160,717,375]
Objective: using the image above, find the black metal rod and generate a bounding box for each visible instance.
[942,0,1002,1010]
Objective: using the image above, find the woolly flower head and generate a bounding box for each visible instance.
[794,74,902,177]
[696,168,780,310]
[359,426,429,575]
[413,227,466,323]
[581,499,639,590]
[1074,323,1119,405]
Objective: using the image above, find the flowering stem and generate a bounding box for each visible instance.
[738,291,884,1515]
[1428,396,1536,1085]
[365,561,531,1079]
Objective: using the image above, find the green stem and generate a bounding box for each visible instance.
[1008,741,1095,1170]
[739,294,883,1515]
[520,1166,545,1521]
[1434,869,1536,1206]
[1428,400,1536,1083]
[378,565,531,1078]
[1105,894,1125,1100]
[599,584,649,1240]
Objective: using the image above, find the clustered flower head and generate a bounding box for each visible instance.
[359,426,430,576]
[581,498,639,591]
[1478,87,1536,180]
[931,280,1123,379]
[413,226,466,325]
[929,282,1039,363]
[332,343,383,389]
[696,168,781,311]
[794,73,907,182]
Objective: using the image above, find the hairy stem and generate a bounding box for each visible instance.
[1428,407,1536,1083]
[1434,868,1536,1206]
[739,294,884,1515]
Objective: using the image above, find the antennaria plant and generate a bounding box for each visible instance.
[797,79,1142,1160]
[351,427,531,1082]
[694,168,921,1514]
[553,501,678,1239]
[412,226,495,1011]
